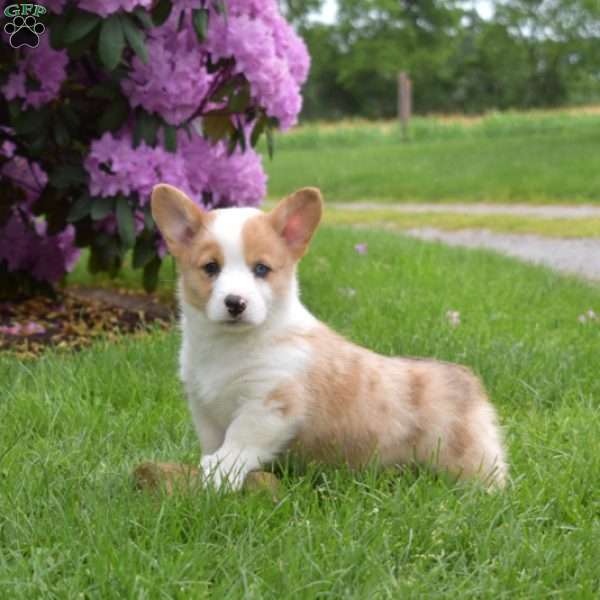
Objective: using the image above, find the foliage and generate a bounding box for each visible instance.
[298,0,600,119]
[0,0,309,297]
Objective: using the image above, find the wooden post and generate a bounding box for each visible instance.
[398,71,412,140]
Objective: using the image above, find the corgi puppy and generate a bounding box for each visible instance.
[151,184,507,490]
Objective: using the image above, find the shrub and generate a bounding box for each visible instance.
[0,0,309,297]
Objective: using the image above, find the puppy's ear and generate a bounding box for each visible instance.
[268,187,323,260]
[151,184,204,257]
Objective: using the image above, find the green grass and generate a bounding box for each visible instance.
[262,109,600,204]
[324,209,600,238]
[2,227,600,597]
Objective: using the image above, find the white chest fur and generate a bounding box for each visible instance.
[179,295,316,432]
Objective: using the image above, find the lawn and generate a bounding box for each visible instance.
[2,226,600,597]
[262,109,600,204]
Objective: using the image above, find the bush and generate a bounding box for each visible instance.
[0,0,309,297]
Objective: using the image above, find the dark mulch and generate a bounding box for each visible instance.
[0,287,176,360]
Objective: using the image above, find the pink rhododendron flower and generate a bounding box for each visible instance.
[0,208,80,283]
[85,129,266,210]
[78,0,153,17]
[123,15,214,125]
[207,6,309,129]
[1,37,68,109]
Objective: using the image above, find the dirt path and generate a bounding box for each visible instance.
[405,228,600,283]
[333,202,600,219]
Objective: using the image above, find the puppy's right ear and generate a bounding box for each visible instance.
[151,184,204,257]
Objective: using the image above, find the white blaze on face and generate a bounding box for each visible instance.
[205,208,272,327]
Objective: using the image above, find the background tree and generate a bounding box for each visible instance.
[297,0,600,119]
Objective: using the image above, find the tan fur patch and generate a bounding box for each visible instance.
[277,326,506,486]
[241,214,296,299]
[177,214,222,310]
[408,369,426,409]
[449,421,471,459]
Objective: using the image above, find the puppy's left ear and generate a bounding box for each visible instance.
[268,187,323,260]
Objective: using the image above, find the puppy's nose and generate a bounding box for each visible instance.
[224,294,247,317]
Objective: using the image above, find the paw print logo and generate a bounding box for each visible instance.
[4,15,45,49]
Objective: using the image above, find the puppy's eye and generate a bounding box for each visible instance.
[253,262,271,278]
[202,261,220,277]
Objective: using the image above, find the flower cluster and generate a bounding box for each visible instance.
[0,146,80,283]
[78,0,153,17]
[85,129,266,209]
[206,3,310,129]
[44,0,68,12]
[123,11,213,125]
[1,37,68,109]
[0,210,80,283]
[123,1,309,129]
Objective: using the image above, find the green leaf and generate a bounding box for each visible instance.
[53,118,70,146]
[7,101,20,121]
[50,164,87,190]
[163,125,177,152]
[64,11,101,44]
[98,15,125,71]
[133,111,160,147]
[229,85,251,113]
[116,197,136,248]
[98,96,129,133]
[89,84,118,99]
[210,77,238,103]
[49,17,67,49]
[202,111,235,143]
[266,126,275,160]
[192,8,209,43]
[250,113,267,147]
[122,16,148,63]
[212,0,227,17]
[143,256,162,293]
[133,7,154,29]
[227,125,246,156]
[227,131,237,156]
[133,234,156,269]
[60,105,80,130]
[238,126,246,153]
[91,197,115,221]
[143,204,155,231]
[13,108,48,136]
[68,193,93,223]
[151,0,172,26]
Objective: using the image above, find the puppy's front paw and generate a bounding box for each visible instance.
[200,452,245,491]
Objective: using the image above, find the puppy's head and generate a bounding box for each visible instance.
[151,184,322,331]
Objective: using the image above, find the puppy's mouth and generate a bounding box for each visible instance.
[224,319,244,326]
[221,316,254,330]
